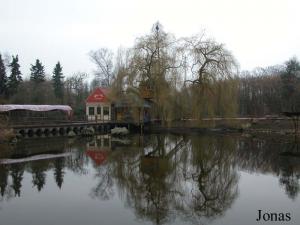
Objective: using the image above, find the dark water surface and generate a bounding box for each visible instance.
[0,133,300,225]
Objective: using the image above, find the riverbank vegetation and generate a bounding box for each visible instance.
[1,23,300,124]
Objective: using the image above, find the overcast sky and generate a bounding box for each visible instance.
[0,0,299,79]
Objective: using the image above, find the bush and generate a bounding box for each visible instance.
[0,116,15,142]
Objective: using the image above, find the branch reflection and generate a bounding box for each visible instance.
[90,134,239,225]
[1,133,300,224]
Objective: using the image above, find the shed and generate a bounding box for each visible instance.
[86,87,111,121]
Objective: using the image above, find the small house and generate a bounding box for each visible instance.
[86,88,111,121]
[86,87,152,123]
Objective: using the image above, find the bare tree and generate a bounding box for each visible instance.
[89,48,114,87]
[113,47,132,92]
[183,33,237,85]
[64,72,89,116]
[180,33,238,119]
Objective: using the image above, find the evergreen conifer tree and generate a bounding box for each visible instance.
[7,55,22,96]
[30,59,46,83]
[52,61,64,101]
[0,54,8,97]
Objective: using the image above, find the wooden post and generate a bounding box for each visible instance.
[138,108,141,125]
[141,123,143,135]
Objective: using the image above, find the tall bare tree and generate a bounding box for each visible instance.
[89,48,114,87]
[64,72,89,116]
[182,33,238,119]
[183,33,237,85]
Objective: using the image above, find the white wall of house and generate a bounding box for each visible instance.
[86,134,111,150]
[86,103,111,121]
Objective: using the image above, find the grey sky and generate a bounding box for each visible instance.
[0,0,299,79]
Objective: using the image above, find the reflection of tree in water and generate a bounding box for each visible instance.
[0,165,14,205]
[117,134,179,225]
[175,136,239,224]
[90,164,114,200]
[130,173,173,225]
[0,139,86,199]
[10,163,25,197]
[4,134,300,222]
[278,157,300,200]
[91,134,239,225]
[0,165,9,197]
[31,160,53,192]
[54,158,65,189]
[235,137,280,173]
[278,136,300,199]
[236,135,300,200]
[65,145,89,175]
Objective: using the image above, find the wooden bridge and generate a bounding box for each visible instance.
[0,104,149,137]
[11,121,142,137]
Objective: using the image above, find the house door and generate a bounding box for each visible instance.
[96,106,101,121]
[103,106,110,121]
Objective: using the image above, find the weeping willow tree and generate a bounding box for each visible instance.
[126,22,181,124]
[182,33,239,120]
[108,24,238,125]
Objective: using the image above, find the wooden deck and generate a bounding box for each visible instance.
[11,120,143,137]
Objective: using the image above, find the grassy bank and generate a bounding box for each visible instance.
[151,117,296,135]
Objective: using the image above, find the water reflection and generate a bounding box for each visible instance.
[1,134,300,224]
[179,136,239,223]
[87,134,239,225]
[236,135,300,200]
[0,138,83,198]
[54,158,65,189]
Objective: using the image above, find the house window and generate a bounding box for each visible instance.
[89,107,95,116]
[103,106,109,116]
[97,106,101,115]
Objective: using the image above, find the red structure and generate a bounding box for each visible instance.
[86,88,111,121]
[85,150,108,166]
[86,88,110,103]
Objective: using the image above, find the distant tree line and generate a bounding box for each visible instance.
[238,58,300,116]
[1,23,300,120]
[0,54,90,117]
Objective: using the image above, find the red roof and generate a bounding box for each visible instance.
[85,150,108,166]
[86,88,110,103]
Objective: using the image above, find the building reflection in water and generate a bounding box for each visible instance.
[86,135,111,166]
[1,134,300,224]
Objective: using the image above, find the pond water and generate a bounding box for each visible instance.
[0,133,300,225]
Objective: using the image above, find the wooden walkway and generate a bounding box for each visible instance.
[11,121,142,137]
